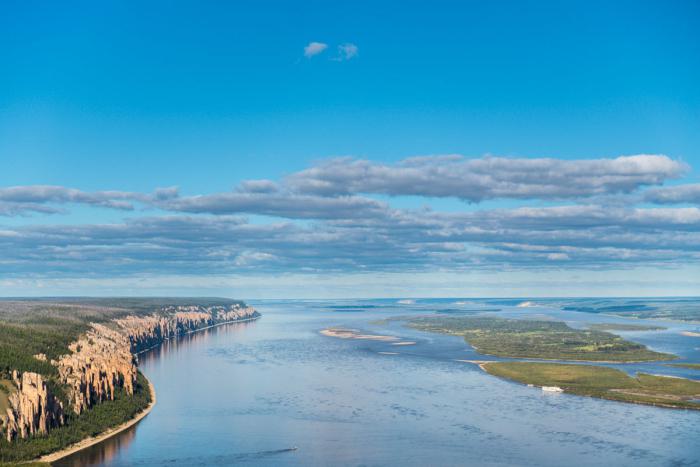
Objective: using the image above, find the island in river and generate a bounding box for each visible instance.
[482,362,700,410]
[0,298,259,464]
[401,316,700,410]
[407,316,675,362]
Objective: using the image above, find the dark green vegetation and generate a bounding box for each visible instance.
[0,372,151,462]
[0,380,13,415]
[483,362,700,410]
[668,363,700,370]
[0,463,49,467]
[587,323,666,331]
[409,316,675,362]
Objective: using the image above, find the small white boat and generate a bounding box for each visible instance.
[541,386,563,393]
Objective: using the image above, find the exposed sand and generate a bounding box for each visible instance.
[455,359,491,371]
[681,331,700,337]
[320,328,399,341]
[391,341,416,346]
[38,377,156,464]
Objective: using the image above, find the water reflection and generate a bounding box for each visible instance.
[55,320,259,467]
[55,425,137,467]
[138,320,258,366]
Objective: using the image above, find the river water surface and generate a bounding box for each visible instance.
[57,299,700,466]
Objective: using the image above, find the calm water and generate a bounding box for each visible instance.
[57,299,700,466]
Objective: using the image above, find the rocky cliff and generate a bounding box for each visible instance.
[55,323,137,415]
[116,303,259,353]
[1,302,258,442]
[2,371,65,442]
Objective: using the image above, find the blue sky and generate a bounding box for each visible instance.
[1,1,699,297]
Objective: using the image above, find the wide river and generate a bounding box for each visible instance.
[57,299,700,466]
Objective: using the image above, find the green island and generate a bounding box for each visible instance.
[408,316,675,362]
[586,323,666,331]
[0,298,258,463]
[406,316,700,410]
[482,362,700,410]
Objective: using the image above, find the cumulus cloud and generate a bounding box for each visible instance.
[644,184,700,204]
[0,185,139,209]
[0,185,177,216]
[156,191,389,219]
[1,153,697,279]
[2,203,699,278]
[5,153,681,218]
[303,41,328,58]
[236,179,279,193]
[287,154,685,201]
[0,202,63,216]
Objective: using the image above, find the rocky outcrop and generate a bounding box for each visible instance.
[1,302,258,442]
[2,371,65,442]
[55,323,137,415]
[116,303,259,353]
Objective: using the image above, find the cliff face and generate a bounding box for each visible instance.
[2,371,65,442]
[1,302,258,442]
[55,323,137,415]
[116,304,259,353]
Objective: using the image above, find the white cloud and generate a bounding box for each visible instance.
[2,154,698,284]
[645,183,700,204]
[303,41,328,58]
[287,154,685,201]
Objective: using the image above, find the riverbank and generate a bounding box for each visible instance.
[480,361,700,411]
[37,376,156,464]
[33,316,261,464]
[34,314,261,464]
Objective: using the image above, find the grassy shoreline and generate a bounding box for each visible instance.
[481,361,700,410]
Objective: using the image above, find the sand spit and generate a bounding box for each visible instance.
[320,328,399,342]
[455,359,491,371]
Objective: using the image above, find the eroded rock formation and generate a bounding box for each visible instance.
[55,323,137,415]
[1,302,258,442]
[2,371,65,442]
[116,304,259,352]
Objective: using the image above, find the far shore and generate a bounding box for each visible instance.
[38,376,156,464]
